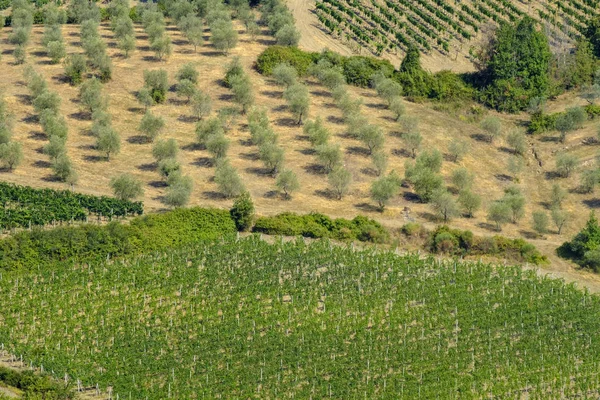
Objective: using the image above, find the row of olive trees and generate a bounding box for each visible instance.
[42,3,67,65]
[80,17,113,81]
[79,78,121,161]
[150,138,194,207]
[260,0,301,46]
[140,5,172,61]
[0,92,23,172]
[9,0,34,64]
[25,66,77,186]
[109,0,136,58]
[207,2,238,54]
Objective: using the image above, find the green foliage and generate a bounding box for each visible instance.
[143,69,168,104]
[276,169,300,199]
[0,207,234,270]
[487,201,512,231]
[110,173,144,201]
[448,138,469,162]
[480,116,502,143]
[210,19,238,53]
[370,172,401,211]
[327,166,352,200]
[556,153,578,178]
[230,191,255,231]
[0,366,74,399]
[458,189,481,218]
[214,159,245,198]
[283,83,310,124]
[430,189,459,222]
[275,23,300,46]
[584,16,600,58]
[164,174,193,208]
[272,63,298,88]
[558,212,600,270]
[253,212,388,243]
[481,17,551,112]
[138,110,165,142]
[423,225,547,264]
[303,117,330,146]
[64,54,87,86]
[532,210,549,235]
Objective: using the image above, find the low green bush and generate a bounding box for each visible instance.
[412,224,547,264]
[252,212,389,243]
[585,104,600,119]
[0,208,236,271]
[528,112,559,134]
[256,46,318,76]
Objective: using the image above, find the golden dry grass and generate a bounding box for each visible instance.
[1,19,600,287]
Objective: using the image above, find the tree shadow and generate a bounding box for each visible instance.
[33,160,52,168]
[127,135,149,144]
[137,45,151,52]
[193,157,214,168]
[272,104,287,112]
[583,199,600,208]
[310,89,330,97]
[77,144,95,151]
[202,191,228,200]
[364,102,387,110]
[69,111,91,121]
[326,115,344,125]
[392,148,411,158]
[583,137,598,146]
[303,163,327,175]
[42,174,62,182]
[260,90,282,98]
[346,146,371,157]
[245,166,274,176]
[417,211,439,222]
[28,131,46,141]
[15,94,31,105]
[519,230,539,240]
[263,190,279,199]
[470,133,490,142]
[477,222,500,232]
[83,154,106,163]
[403,191,421,203]
[238,138,253,147]
[141,55,159,62]
[172,39,187,46]
[498,146,515,155]
[354,202,380,212]
[22,115,38,124]
[297,148,316,156]
[275,117,299,127]
[218,93,234,102]
[361,167,378,177]
[149,180,168,188]
[495,173,513,182]
[199,51,224,57]
[544,171,563,180]
[315,189,338,200]
[51,74,70,85]
[177,115,197,123]
[182,142,202,151]
[239,151,260,161]
[540,135,560,143]
[128,107,145,114]
[137,162,156,171]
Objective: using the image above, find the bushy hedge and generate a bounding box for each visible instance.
[401,224,547,265]
[0,208,236,271]
[529,105,600,134]
[253,212,389,243]
[256,46,474,98]
[0,366,73,399]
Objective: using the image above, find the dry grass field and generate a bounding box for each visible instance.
[1,15,600,287]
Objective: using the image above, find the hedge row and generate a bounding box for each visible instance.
[528,104,600,134]
[0,207,236,271]
[402,223,548,265]
[255,46,474,100]
[0,366,73,399]
[252,212,389,243]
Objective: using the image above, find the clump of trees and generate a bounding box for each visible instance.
[260,0,300,46]
[42,3,67,64]
[25,67,77,184]
[109,0,136,58]
[0,93,22,172]
[141,6,172,61]
[207,3,238,54]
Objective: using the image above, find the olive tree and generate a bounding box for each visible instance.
[370,172,401,211]
[214,159,245,198]
[96,127,121,161]
[304,117,330,146]
[110,173,144,200]
[480,116,502,143]
[275,24,300,46]
[211,19,238,54]
[532,210,549,235]
[430,189,459,222]
[316,143,342,173]
[272,63,298,89]
[229,74,254,114]
[152,138,179,162]
[276,169,300,199]
[191,91,212,120]
[448,138,468,162]
[164,174,193,208]
[556,153,578,178]
[458,190,481,218]
[0,142,23,171]
[138,111,165,143]
[259,142,285,175]
[283,83,310,124]
[328,166,352,200]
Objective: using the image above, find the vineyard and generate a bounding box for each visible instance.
[0,182,142,230]
[314,0,600,62]
[0,237,600,398]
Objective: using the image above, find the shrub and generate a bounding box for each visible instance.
[110,173,144,201]
[230,191,255,231]
[276,169,299,199]
[256,45,317,76]
[143,69,168,104]
[214,159,245,198]
[152,139,178,162]
[138,110,165,143]
[328,166,352,200]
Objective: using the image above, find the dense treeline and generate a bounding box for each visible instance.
[0,182,143,230]
[0,366,74,399]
